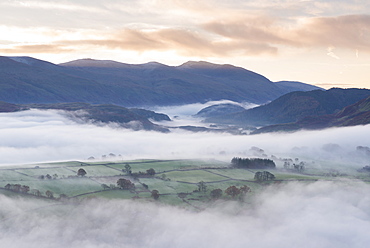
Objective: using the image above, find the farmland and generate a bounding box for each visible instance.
[1,158,369,211]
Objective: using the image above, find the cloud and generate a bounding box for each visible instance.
[0,109,369,167]
[293,15,370,50]
[0,44,73,53]
[0,180,370,247]
[3,13,369,59]
[327,46,340,59]
[4,0,106,13]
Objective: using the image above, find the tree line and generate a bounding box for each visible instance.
[231,157,276,169]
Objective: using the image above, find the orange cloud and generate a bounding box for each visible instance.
[2,14,369,58]
[0,44,73,53]
[293,15,370,50]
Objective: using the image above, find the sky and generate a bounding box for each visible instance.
[0,0,369,89]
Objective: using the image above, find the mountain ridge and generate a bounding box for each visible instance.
[0,56,323,107]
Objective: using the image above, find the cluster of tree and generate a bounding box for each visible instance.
[210,185,251,200]
[116,178,135,190]
[231,157,276,169]
[38,174,59,180]
[101,153,122,159]
[5,184,30,194]
[122,163,156,179]
[37,168,87,180]
[254,171,275,181]
[283,159,305,172]
[225,185,251,198]
[131,168,156,178]
[4,184,64,199]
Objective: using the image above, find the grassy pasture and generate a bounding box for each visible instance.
[14,167,77,178]
[2,158,370,211]
[17,178,102,197]
[164,170,227,183]
[104,159,227,173]
[74,165,122,177]
[0,170,33,182]
[139,178,196,194]
[207,168,255,180]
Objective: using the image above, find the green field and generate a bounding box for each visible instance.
[1,158,369,211]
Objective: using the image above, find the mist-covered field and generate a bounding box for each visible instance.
[1,104,370,247]
[1,180,370,248]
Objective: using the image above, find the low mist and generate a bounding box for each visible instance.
[0,109,369,166]
[1,107,370,247]
[1,180,369,248]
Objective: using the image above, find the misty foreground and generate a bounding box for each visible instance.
[1,158,370,248]
[1,109,370,247]
[1,179,369,248]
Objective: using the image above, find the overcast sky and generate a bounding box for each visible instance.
[0,0,369,88]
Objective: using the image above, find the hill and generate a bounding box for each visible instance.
[0,102,170,132]
[204,88,370,126]
[253,96,370,134]
[195,103,246,118]
[0,56,321,106]
[274,81,323,94]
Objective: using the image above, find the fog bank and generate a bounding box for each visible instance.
[0,109,369,166]
[1,180,369,248]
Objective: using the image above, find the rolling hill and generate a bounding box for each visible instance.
[204,88,370,126]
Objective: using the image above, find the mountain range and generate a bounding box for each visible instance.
[2,55,369,134]
[0,56,321,106]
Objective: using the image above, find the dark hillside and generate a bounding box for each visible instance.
[205,88,370,126]
[253,96,370,134]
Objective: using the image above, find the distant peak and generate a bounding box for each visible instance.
[179,61,240,70]
[140,61,168,69]
[180,61,221,67]
[59,58,131,68]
